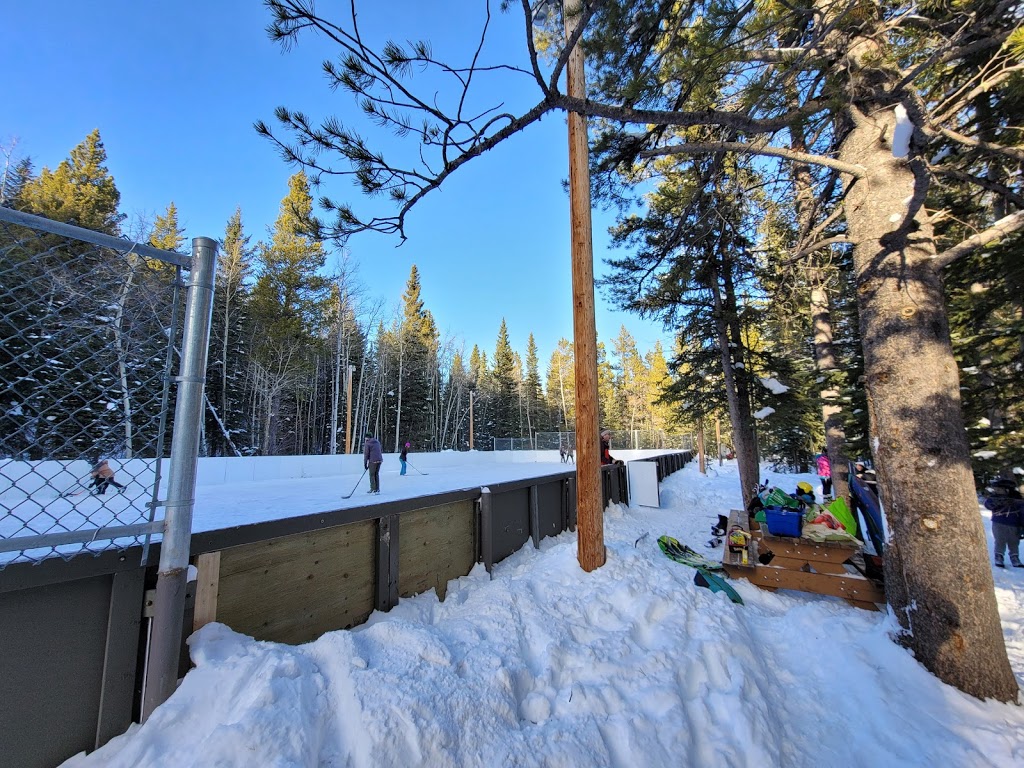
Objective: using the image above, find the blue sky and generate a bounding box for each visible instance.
[4,0,672,368]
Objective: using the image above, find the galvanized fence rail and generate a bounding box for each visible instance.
[0,206,192,567]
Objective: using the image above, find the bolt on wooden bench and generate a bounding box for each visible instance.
[720,509,884,611]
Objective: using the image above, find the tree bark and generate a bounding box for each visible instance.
[810,281,849,501]
[839,107,1018,702]
[710,261,759,507]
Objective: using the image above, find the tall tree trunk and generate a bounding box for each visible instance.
[721,253,760,483]
[810,280,849,501]
[111,264,135,458]
[710,263,759,507]
[839,105,1017,702]
[792,124,851,502]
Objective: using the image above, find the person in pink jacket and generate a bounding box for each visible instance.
[815,452,832,498]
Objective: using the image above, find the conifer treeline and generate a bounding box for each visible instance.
[2,130,1020,472]
[1,131,682,457]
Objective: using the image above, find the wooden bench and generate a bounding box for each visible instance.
[720,509,884,611]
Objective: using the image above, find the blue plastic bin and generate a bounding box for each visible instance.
[763,505,803,537]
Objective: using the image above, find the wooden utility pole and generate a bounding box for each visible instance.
[344,364,355,454]
[565,0,604,571]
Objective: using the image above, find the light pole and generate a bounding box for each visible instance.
[344,364,355,454]
[469,390,475,450]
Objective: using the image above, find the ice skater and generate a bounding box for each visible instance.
[89,459,125,495]
[400,442,410,476]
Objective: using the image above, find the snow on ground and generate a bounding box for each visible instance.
[65,460,1024,768]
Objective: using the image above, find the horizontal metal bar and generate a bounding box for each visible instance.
[0,521,164,554]
[0,206,190,268]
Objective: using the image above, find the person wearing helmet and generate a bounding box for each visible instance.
[985,477,1024,568]
[399,441,410,476]
[794,481,815,506]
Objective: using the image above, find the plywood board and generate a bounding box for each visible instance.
[627,461,660,508]
[192,551,221,632]
[399,501,476,601]
[216,520,376,645]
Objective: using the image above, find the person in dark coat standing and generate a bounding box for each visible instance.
[985,478,1024,568]
[399,442,409,476]
[363,433,384,494]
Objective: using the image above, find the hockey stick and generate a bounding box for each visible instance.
[61,478,91,497]
[405,460,429,476]
[341,468,368,499]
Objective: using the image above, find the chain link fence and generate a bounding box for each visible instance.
[495,431,693,452]
[0,206,191,568]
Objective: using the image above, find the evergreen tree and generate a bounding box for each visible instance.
[597,342,619,433]
[149,202,186,251]
[545,338,574,428]
[394,264,438,449]
[248,171,330,454]
[1,141,32,207]
[20,129,122,233]
[645,342,676,439]
[524,334,544,435]
[490,319,517,438]
[206,207,255,455]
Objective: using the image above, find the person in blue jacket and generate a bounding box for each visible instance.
[363,432,383,494]
[985,478,1024,568]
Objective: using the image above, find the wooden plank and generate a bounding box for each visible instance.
[216,520,376,645]
[399,501,476,601]
[741,565,885,605]
[192,551,221,633]
[96,569,145,749]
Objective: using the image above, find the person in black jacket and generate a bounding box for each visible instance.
[363,433,383,494]
[985,478,1024,568]
[399,442,409,476]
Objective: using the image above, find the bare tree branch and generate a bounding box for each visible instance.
[932,209,1024,270]
[935,125,1024,163]
[640,140,866,177]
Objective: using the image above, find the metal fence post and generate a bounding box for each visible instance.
[142,237,217,720]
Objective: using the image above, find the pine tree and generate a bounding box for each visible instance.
[20,129,123,234]
[490,319,518,438]
[545,338,574,428]
[524,334,544,435]
[149,202,186,251]
[394,264,438,449]
[248,171,330,454]
[206,207,255,455]
[1,140,32,208]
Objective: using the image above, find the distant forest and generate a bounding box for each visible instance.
[1,132,681,458]
[1,129,1021,483]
